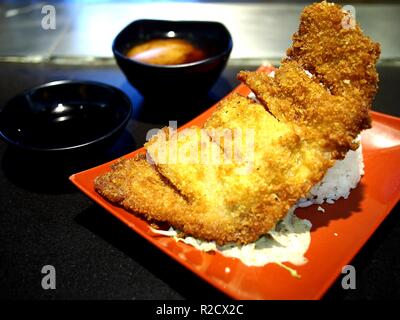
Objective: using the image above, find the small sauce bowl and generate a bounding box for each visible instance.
[0,81,132,152]
[112,19,233,99]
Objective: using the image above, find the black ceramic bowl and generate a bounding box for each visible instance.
[112,19,233,99]
[0,81,132,152]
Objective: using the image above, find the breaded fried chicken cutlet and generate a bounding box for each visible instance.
[238,60,370,159]
[94,1,380,245]
[286,1,380,106]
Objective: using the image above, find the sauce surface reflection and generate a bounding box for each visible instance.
[126,38,207,65]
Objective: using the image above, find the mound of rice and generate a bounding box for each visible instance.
[297,140,364,207]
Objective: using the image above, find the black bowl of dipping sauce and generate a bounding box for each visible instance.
[0,81,132,153]
[112,19,233,99]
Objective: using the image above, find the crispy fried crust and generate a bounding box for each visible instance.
[94,154,190,221]
[238,60,371,159]
[286,1,380,106]
[95,94,334,244]
[94,154,235,239]
[144,94,306,244]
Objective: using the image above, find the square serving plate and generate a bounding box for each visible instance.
[70,65,400,299]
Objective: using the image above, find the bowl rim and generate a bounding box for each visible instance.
[112,19,233,69]
[0,80,133,152]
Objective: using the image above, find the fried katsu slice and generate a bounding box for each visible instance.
[146,94,298,209]
[94,153,190,222]
[94,97,303,245]
[203,93,333,202]
[145,126,228,207]
[238,60,371,159]
[95,76,368,245]
[94,153,239,239]
[286,1,380,106]
[144,93,332,244]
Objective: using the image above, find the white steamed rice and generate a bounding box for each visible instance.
[297,140,364,207]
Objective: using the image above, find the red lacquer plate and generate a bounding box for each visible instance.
[70,65,400,299]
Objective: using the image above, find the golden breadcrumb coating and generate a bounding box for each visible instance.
[286,1,380,106]
[238,60,371,159]
[94,154,190,221]
[96,93,334,244]
[95,96,299,244]
[144,94,308,244]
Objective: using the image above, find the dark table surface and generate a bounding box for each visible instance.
[0,61,399,300]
